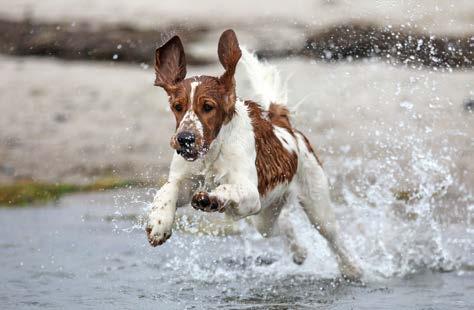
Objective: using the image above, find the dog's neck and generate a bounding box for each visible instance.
[199,98,254,175]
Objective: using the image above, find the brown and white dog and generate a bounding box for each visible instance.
[146,29,361,280]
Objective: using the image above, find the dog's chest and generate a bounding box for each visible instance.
[199,158,226,191]
[202,169,220,190]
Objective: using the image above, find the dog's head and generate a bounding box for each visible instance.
[154,30,242,161]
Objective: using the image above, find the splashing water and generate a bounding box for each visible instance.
[109,59,474,287]
[120,75,473,286]
[123,124,472,284]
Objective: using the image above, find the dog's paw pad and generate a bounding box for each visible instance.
[191,192,222,212]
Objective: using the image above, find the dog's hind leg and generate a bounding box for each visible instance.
[295,133,362,280]
[251,190,307,265]
[251,203,282,238]
[278,193,308,265]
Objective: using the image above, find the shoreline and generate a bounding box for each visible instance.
[1,18,472,69]
[0,178,163,206]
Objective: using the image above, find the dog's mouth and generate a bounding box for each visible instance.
[176,148,200,161]
[171,134,208,162]
[176,145,210,162]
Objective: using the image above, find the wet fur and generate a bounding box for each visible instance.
[246,100,298,195]
[146,30,362,281]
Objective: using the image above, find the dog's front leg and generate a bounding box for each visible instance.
[146,154,200,246]
[146,180,180,246]
[191,183,261,219]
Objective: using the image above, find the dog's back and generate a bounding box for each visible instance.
[244,99,298,196]
[240,49,322,197]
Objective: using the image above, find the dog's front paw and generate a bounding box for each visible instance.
[191,191,224,212]
[145,210,174,247]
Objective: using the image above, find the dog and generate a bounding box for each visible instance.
[145,29,361,280]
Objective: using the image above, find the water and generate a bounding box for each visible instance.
[0,188,472,309]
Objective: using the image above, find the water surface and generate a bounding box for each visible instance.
[0,189,472,309]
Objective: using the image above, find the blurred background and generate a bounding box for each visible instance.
[0,0,472,191]
[0,1,473,309]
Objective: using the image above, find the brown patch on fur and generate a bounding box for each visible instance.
[246,101,298,196]
[167,81,191,129]
[296,130,323,166]
[268,103,292,129]
[191,76,229,147]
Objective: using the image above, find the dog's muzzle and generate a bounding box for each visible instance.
[175,131,199,161]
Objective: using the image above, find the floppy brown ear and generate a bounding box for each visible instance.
[218,30,241,116]
[154,36,187,92]
[218,29,242,76]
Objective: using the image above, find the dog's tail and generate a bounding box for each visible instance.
[240,47,288,111]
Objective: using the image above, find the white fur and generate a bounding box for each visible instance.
[189,81,200,104]
[279,187,307,264]
[273,126,298,154]
[202,99,261,218]
[147,152,203,245]
[178,110,203,137]
[240,47,288,110]
[176,81,203,139]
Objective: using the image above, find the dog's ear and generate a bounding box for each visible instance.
[218,29,241,116]
[154,36,187,93]
[218,29,241,77]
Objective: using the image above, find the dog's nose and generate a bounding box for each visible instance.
[177,131,196,147]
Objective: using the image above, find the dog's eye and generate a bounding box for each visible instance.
[174,104,183,112]
[203,102,214,112]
